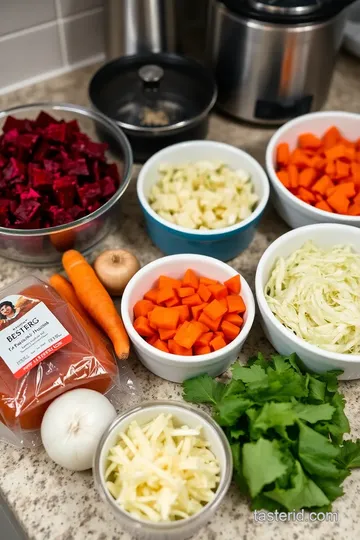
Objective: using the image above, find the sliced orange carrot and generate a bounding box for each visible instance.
[227,295,246,314]
[221,320,240,340]
[325,144,346,161]
[182,269,199,289]
[290,148,312,168]
[158,275,181,290]
[165,296,180,307]
[194,331,214,347]
[327,192,350,214]
[174,321,204,349]
[194,345,211,355]
[178,287,195,298]
[312,156,326,171]
[199,276,218,286]
[351,162,360,183]
[224,274,241,295]
[298,168,316,188]
[315,200,332,212]
[210,334,227,351]
[150,306,179,330]
[329,182,356,199]
[198,312,222,332]
[133,299,155,319]
[203,299,228,321]
[325,160,335,176]
[198,283,212,302]
[153,339,169,353]
[354,192,360,205]
[297,187,316,204]
[168,339,193,356]
[191,302,208,320]
[335,160,350,179]
[158,327,176,341]
[348,203,360,216]
[208,283,228,300]
[147,334,159,346]
[298,133,322,149]
[181,293,202,306]
[224,313,243,326]
[276,142,290,166]
[322,126,341,149]
[277,170,290,188]
[170,305,190,324]
[288,164,299,189]
[157,287,176,304]
[144,289,158,303]
[312,175,333,195]
[134,316,155,337]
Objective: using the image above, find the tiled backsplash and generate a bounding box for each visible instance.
[0,0,105,94]
[0,0,208,95]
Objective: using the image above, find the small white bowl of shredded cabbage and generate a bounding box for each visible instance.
[255,223,360,380]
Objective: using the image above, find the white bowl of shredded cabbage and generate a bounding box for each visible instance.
[255,223,360,380]
[93,401,232,540]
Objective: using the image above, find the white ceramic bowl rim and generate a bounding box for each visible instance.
[93,400,233,531]
[266,111,360,223]
[122,253,256,364]
[137,140,270,236]
[255,223,360,364]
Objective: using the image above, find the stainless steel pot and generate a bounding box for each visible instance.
[105,0,177,59]
[207,0,349,124]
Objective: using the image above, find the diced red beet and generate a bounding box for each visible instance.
[102,176,117,198]
[0,111,120,229]
[44,123,67,143]
[31,168,52,189]
[14,200,41,223]
[63,158,89,176]
[35,111,59,129]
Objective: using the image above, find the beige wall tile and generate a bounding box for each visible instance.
[0,0,57,37]
[0,24,63,88]
[59,0,103,18]
[63,10,104,65]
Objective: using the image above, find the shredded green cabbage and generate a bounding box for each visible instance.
[265,241,360,354]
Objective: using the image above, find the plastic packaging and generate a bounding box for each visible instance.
[0,275,139,448]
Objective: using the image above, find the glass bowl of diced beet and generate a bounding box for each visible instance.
[0,102,133,265]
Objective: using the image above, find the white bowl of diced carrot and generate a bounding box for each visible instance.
[266,111,360,229]
[121,254,255,383]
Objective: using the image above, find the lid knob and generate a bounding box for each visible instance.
[138,65,164,91]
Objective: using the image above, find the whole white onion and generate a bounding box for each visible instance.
[41,389,116,471]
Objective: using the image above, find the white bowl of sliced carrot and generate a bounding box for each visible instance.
[121,254,255,383]
[266,111,360,229]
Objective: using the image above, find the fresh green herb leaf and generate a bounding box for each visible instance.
[251,402,296,435]
[336,440,360,469]
[242,438,288,497]
[294,403,335,424]
[264,461,330,511]
[308,376,326,403]
[298,421,341,478]
[232,364,267,384]
[215,397,253,427]
[182,374,224,405]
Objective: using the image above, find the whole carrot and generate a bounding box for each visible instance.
[49,274,93,323]
[62,250,130,360]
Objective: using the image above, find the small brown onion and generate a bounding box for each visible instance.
[93,249,140,296]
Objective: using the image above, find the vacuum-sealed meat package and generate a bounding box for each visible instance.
[0,275,137,448]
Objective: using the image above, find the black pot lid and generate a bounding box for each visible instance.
[223,0,352,23]
[248,0,323,16]
[89,53,217,134]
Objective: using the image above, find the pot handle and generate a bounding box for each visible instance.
[138,65,164,92]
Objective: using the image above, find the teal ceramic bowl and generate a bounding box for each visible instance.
[137,141,269,261]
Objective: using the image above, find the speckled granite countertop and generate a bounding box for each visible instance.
[1,54,360,540]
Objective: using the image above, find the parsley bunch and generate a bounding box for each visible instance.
[183,353,360,512]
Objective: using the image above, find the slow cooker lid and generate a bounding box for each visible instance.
[89,53,217,134]
[248,0,323,17]
[223,0,351,23]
